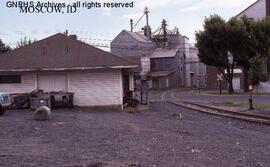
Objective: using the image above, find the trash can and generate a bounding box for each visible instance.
[30,95,51,110]
[50,92,74,108]
[13,95,29,109]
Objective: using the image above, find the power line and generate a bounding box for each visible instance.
[0,30,117,37]
[5,36,199,53]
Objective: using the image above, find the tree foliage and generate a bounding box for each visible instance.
[227,17,255,69]
[196,15,235,93]
[196,15,228,68]
[196,15,270,93]
[229,17,257,92]
[0,39,10,54]
[249,54,269,86]
[16,37,35,49]
[253,17,270,58]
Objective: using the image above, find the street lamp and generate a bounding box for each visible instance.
[227,51,234,65]
[227,51,234,94]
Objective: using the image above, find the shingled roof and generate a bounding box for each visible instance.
[0,33,137,72]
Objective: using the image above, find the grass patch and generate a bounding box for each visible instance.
[222,102,242,107]
[220,102,270,110]
[253,103,270,110]
[208,91,270,96]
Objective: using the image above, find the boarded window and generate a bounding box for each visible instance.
[0,75,22,84]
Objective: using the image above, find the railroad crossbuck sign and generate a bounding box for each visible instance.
[217,74,223,82]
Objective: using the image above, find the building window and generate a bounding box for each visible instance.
[0,75,22,84]
[151,61,156,69]
[166,64,170,69]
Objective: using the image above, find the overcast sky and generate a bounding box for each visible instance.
[0,0,256,49]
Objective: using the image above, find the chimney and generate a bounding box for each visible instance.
[130,19,134,32]
[43,47,47,54]
[64,30,68,36]
[66,44,69,53]
[267,0,270,16]
[69,35,77,40]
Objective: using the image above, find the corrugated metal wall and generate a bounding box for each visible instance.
[236,0,266,20]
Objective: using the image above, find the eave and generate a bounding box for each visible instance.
[0,65,138,72]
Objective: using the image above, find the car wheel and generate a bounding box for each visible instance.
[0,106,6,115]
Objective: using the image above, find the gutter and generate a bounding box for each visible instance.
[0,65,138,72]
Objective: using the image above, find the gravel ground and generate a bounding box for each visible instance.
[1,103,270,167]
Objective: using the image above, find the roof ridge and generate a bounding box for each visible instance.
[0,33,137,70]
[4,33,63,55]
[235,0,260,18]
[123,30,151,43]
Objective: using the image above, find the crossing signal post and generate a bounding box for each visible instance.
[217,74,223,95]
[249,85,254,110]
[197,75,201,95]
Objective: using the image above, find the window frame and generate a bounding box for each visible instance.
[0,75,23,84]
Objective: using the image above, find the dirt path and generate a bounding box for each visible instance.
[1,103,270,167]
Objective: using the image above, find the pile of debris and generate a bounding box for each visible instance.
[123,90,149,113]
[11,89,74,110]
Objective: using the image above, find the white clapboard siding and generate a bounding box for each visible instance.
[0,73,36,94]
[37,74,67,92]
[141,57,151,73]
[69,70,123,107]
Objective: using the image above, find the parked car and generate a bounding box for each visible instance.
[0,92,12,115]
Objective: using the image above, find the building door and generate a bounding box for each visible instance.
[152,78,159,89]
[37,74,67,92]
[166,79,169,88]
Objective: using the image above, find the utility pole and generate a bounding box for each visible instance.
[217,73,223,95]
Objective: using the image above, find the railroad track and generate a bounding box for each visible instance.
[169,101,270,125]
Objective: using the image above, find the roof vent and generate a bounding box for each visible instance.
[69,35,77,40]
